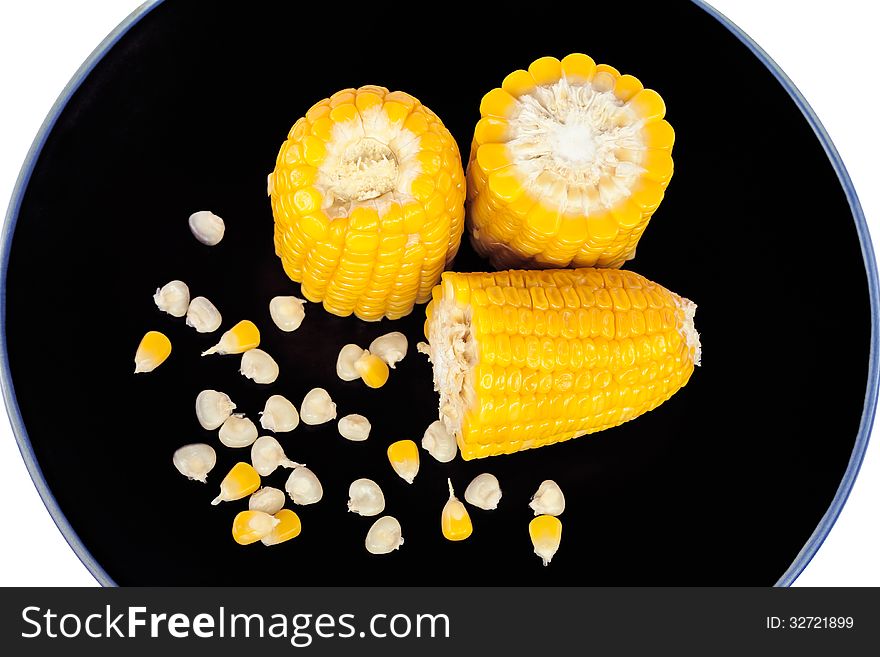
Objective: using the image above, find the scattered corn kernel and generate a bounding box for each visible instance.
[285,466,323,505]
[347,478,385,517]
[300,388,337,425]
[338,414,371,441]
[337,344,366,381]
[260,394,299,432]
[387,439,419,484]
[261,509,302,546]
[365,516,403,555]
[232,510,279,545]
[212,462,260,505]
[218,415,258,448]
[134,330,171,373]
[172,443,216,483]
[269,296,306,332]
[240,348,279,384]
[153,280,190,317]
[186,296,222,333]
[421,420,457,463]
[464,473,502,510]
[188,210,225,246]
[368,332,408,369]
[354,351,389,388]
[201,319,260,356]
[529,515,562,566]
[248,486,286,515]
[441,479,473,541]
[195,389,236,430]
[529,480,565,516]
[251,435,303,476]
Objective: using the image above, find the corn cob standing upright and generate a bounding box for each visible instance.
[467,54,674,270]
[421,268,699,460]
[269,86,466,321]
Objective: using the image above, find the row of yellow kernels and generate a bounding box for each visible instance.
[477,330,685,370]
[471,306,681,342]
[473,357,685,396]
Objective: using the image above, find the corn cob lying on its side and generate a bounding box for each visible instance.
[467,54,674,270]
[421,268,700,459]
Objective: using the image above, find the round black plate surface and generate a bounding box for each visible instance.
[2,1,874,585]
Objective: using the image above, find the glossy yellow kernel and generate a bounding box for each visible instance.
[134,331,171,373]
[387,439,419,484]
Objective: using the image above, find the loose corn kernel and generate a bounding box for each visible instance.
[387,440,419,484]
[365,515,403,555]
[212,462,260,505]
[240,348,280,384]
[347,478,385,517]
[218,415,258,448]
[153,280,190,317]
[172,443,216,483]
[441,479,473,542]
[337,344,366,381]
[195,389,236,430]
[260,394,299,432]
[261,509,302,546]
[134,330,171,373]
[269,296,306,332]
[529,480,565,516]
[368,332,408,369]
[300,388,337,425]
[338,414,371,441]
[464,473,502,510]
[251,435,303,476]
[421,420,457,463]
[202,320,260,356]
[285,466,323,505]
[188,210,225,245]
[529,515,562,566]
[354,352,390,388]
[248,487,286,515]
[186,296,222,333]
[232,510,280,545]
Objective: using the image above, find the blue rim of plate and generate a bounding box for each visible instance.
[0,0,876,588]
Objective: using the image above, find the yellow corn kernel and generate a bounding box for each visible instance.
[441,479,473,541]
[261,509,302,546]
[466,54,673,270]
[212,462,261,505]
[529,515,562,566]
[270,86,465,321]
[422,268,700,460]
[354,352,390,388]
[201,320,260,356]
[232,510,279,545]
[134,331,171,373]
[387,439,419,484]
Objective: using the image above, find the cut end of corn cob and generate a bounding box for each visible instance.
[269,86,466,321]
[467,54,674,270]
[422,268,700,459]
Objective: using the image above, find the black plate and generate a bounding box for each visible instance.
[2,1,876,586]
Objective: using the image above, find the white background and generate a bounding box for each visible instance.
[0,1,877,586]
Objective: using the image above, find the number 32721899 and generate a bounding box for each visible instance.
[766,617,854,629]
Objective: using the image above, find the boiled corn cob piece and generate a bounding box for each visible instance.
[269,86,466,321]
[467,54,674,270]
[422,268,700,459]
